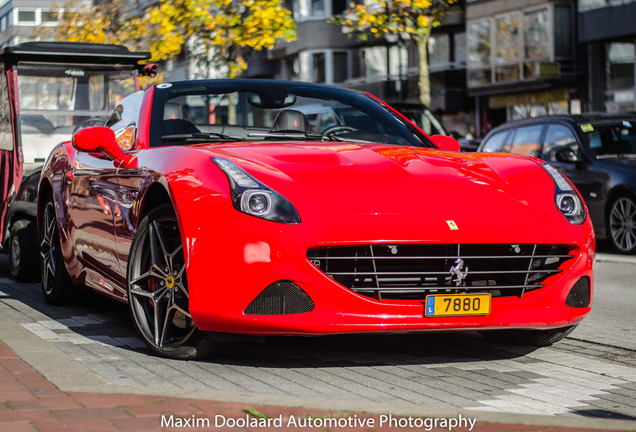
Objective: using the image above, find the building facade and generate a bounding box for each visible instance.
[578,0,636,114]
[2,0,634,140]
[465,0,584,136]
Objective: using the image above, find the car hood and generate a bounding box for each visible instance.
[203,142,557,221]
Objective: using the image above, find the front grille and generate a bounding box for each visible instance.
[307,244,575,300]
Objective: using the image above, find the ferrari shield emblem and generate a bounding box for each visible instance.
[446,220,459,230]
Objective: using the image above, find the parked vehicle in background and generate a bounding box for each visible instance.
[0,42,151,281]
[478,114,636,254]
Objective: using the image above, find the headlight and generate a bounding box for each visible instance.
[213,157,301,224]
[541,163,586,225]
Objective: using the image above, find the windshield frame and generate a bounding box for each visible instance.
[149,80,435,149]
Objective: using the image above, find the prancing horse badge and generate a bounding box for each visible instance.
[446,220,459,230]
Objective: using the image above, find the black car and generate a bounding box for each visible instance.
[478,114,636,254]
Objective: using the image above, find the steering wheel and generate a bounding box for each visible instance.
[322,125,357,136]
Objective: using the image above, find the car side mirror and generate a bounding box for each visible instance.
[555,147,579,163]
[430,134,461,152]
[72,127,137,169]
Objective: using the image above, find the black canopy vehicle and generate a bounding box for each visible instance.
[0,42,152,280]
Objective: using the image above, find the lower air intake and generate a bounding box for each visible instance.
[244,281,314,315]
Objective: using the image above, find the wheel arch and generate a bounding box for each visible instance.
[604,185,636,218]
[137,181,175,224]
[36,178,53,235]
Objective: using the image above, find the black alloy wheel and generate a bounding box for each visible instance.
[127,204,222,359]
[8,220,38,282]
[608,194,636,254]
[40,196,74,304]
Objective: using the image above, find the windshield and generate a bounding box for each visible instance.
[16,63,138,171]
[580,120,636,159]
[150,80,434,148]
[398,107,447,136]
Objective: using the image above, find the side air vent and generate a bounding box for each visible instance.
[244,281,314,315]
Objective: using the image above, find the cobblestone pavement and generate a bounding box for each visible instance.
[1,272,636,432]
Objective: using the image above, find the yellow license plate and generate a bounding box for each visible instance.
[425,293,491,317]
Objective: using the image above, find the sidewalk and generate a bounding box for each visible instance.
[1,341,633,432]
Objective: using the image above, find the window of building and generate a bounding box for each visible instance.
[467,19,491,86]
[300,50,350,84]
[42,10,60,25]
[468,19,490,69]
[312,52,326,83]
[604,42,635,112]
[0,16,7,32]
[333,52,348,83]
[467,4,570,87]
[16,9,37,25]
[454,32,466,66]
[553,4,573,58]
[292,0,343,20]
[428,33,449,70]
[525,9,549,60]
[578,0,608,11]
[494,14,520,82]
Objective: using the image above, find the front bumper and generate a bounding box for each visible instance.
[182,207,595,336]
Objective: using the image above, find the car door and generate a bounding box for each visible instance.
[67,150,125,298]
[540,123,608,226]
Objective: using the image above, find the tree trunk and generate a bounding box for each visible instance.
[413,26,432,107]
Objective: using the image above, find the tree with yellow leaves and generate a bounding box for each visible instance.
[330,0,458,106]
[41,0,296,78]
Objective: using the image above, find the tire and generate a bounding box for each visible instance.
[40,195,75,304]
[127,204,223,359]
[479,325,577,347]
[8,220,39,282]
[607,194,636,254]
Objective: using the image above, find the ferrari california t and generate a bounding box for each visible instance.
[38,79,595,359]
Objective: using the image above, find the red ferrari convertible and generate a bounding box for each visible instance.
[38,79,595,359]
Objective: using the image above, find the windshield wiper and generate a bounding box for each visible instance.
[160,132,243,142]
[247,131,327,140]
[246,131,374,142]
